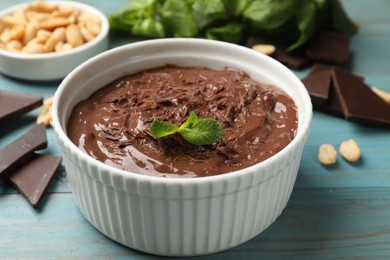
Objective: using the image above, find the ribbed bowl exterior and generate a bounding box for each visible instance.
[57,134,306,256]
[52,39,312,256]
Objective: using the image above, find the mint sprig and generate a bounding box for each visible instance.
[149,112,224,146]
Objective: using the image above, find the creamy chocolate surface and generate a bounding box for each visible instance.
[67,66,298,178]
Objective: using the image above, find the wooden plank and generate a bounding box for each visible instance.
[2,188,390,258]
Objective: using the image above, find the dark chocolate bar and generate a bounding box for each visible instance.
[275,49,312,70]
[332,67,390,127]
[306,31,351,64]
[0,91,43,122]
[301,64,333,104]
[0,124,47,179]
[8,154,61,208]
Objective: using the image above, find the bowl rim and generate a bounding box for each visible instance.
[52,38,312,185]
[0,0,109,59]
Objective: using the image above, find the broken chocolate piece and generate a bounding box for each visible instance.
[275,49,312,70]
[8,154,61,208]
[332,67,390,127]
[0,91,43,122]
[302,64,333,104]
[307,31,351,64]
[314,81,344,118]
[0,124,47,179]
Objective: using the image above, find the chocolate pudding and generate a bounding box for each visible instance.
[67,66,298,178]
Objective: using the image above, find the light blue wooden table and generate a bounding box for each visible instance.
[1,0,390,258]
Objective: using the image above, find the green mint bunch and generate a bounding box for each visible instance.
[149,112,224,146]
[109,0,358,51]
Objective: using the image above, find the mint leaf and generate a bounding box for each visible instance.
[329,0,358,35]
[150,120,179,138]
[149,112,224,146]
[132,18,165,38]
[179,112,198,129]
[243,0,298,31]
[221,0,250,17]
[178,118,224,146]
[192,0,227,29]
[287,2,316,51]
[109,0,163,36]
[206,22,242,43]
[161,0,198,37]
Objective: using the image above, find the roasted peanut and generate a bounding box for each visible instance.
[40,17,70,30]
[43,27,65,52]
[6,40,23,51]
[37,96,54,126]
[66,24,84,47]
[318,144,338,165]
[339,139,361,162]
[22,42,44,53]
[9,25,25,41]
[2,15,26,26]
[371,87,390,105]
[0,27,11,44]
[54,42,73,52]
[252,44,276,56]
[1,0,101,54]
[36,29,51,38]
[80,26,94,42]
[23,23,38,44]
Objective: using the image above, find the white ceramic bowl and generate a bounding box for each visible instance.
[52,38,312,256]
[0,1,109,81]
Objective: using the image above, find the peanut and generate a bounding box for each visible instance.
[318,144,338,165]
[66,24,83,47]
[37,96,54,126]
[339,139,361,162]
[9,25,25,41]
[36,29,51,38]
[22,42,44,53]
[0,0,101,54]
[54,42,73,52]
[23,23,38,44]
[0,28,11,44]
[6,40,23,51]
[251,44,276,56]
[80,26,94,42]
[40,17,70,30]
[2,15,26,26]
[43,27,65,52]
[371,87,390,105]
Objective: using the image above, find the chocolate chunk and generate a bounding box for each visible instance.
[275,49,312,70]
[306,31,351,64]
[0,91,43,122]
[8,154,61,208]
[0,124,47,179]
[332,67,390,127]
[302,64,333,104]
[313,82,344,118]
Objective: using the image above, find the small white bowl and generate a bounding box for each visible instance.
[52,38,312,256]
[0,1,109,81]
